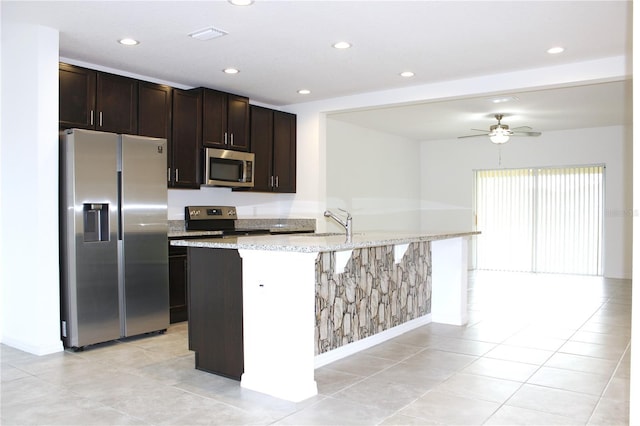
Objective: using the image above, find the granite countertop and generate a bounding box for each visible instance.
[170,231,480,253]
[168,218,316,239]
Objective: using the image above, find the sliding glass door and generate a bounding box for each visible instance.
[475,165,604,275]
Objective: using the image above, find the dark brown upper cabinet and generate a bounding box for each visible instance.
[59,63,137,134]
[169,88,202,189]
[197,88,249,151]
[247,105,296,193]
[59,63,96,130]
[138,82,172,140]
[248,105,274,192]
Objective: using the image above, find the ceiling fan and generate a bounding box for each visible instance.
[458,114,542,144]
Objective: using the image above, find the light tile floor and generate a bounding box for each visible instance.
[1,271,631,425]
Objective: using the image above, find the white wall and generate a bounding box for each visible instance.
[0,19,63,354]
[420,125,632,279]
[325,119,421,232]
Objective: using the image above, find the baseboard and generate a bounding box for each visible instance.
[314,314,432,368]
[0,336,63,356]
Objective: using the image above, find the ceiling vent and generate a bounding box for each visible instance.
[188,27,228,41]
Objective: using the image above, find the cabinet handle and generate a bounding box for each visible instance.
[167,168,171,182]
[275,176,279,188]
[270,176,274,188]
[90,110,94,126]
[224,132,228,145]
[175,169,179,182]
[230,133,234,146]
[99,112,103,127]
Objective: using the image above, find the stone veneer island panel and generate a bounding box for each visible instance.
[315,242,431,354]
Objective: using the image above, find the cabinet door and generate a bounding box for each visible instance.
[188,247,243,379]
[227,95,249,151]
[272,110,297,193]
[96,72,138,134]
[248,105,274,192]
[59,63,96,130]
[170,89,202,189]
[138,82,172,139]
[202,88,227,148]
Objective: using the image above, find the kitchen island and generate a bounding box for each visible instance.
[171,230,477,402]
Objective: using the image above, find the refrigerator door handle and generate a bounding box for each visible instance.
[117,171,123,240]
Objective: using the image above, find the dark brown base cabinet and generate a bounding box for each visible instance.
[187,247,243,380]
[168,245,188,324]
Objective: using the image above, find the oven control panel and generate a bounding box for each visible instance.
[185,206,237,221]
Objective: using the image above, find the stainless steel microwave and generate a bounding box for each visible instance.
[203,148,254,188]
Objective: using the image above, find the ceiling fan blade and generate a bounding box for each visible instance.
[510,131,542,137]
[457,134,487,139]
[511,126,533,131]
[470,128,489,132]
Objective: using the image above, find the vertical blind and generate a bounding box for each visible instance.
[475,165,604,275]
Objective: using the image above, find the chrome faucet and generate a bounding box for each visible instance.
[324,209,353,240]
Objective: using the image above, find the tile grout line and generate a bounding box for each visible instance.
[585,330,632,425]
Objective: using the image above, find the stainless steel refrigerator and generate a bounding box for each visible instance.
[60,128,169,349]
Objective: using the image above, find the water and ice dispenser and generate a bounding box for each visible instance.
[83,203,109,242]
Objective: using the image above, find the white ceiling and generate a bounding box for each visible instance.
[4,0,632,141]
[329,80,633,141]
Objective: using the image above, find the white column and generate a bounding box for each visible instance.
[0,18,63,354]
[238,249,319,402]
[431,237,469,326]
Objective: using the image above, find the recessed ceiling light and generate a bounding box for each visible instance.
[118,38,139,46]
[547,46,565,54]
[228,0,254,5]
[297,89,311,95]
[189,27,228,41]
[332,41,352,49]
[223,68,240,74]
[490,96,519,104]
[400,71,414,78]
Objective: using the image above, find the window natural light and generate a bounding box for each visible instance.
[475,166,604,275]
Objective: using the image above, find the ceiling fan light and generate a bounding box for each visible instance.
[490,133,510,144]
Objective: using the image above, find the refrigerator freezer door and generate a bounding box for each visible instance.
[119,134,169,337]
[61,129,120,348]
